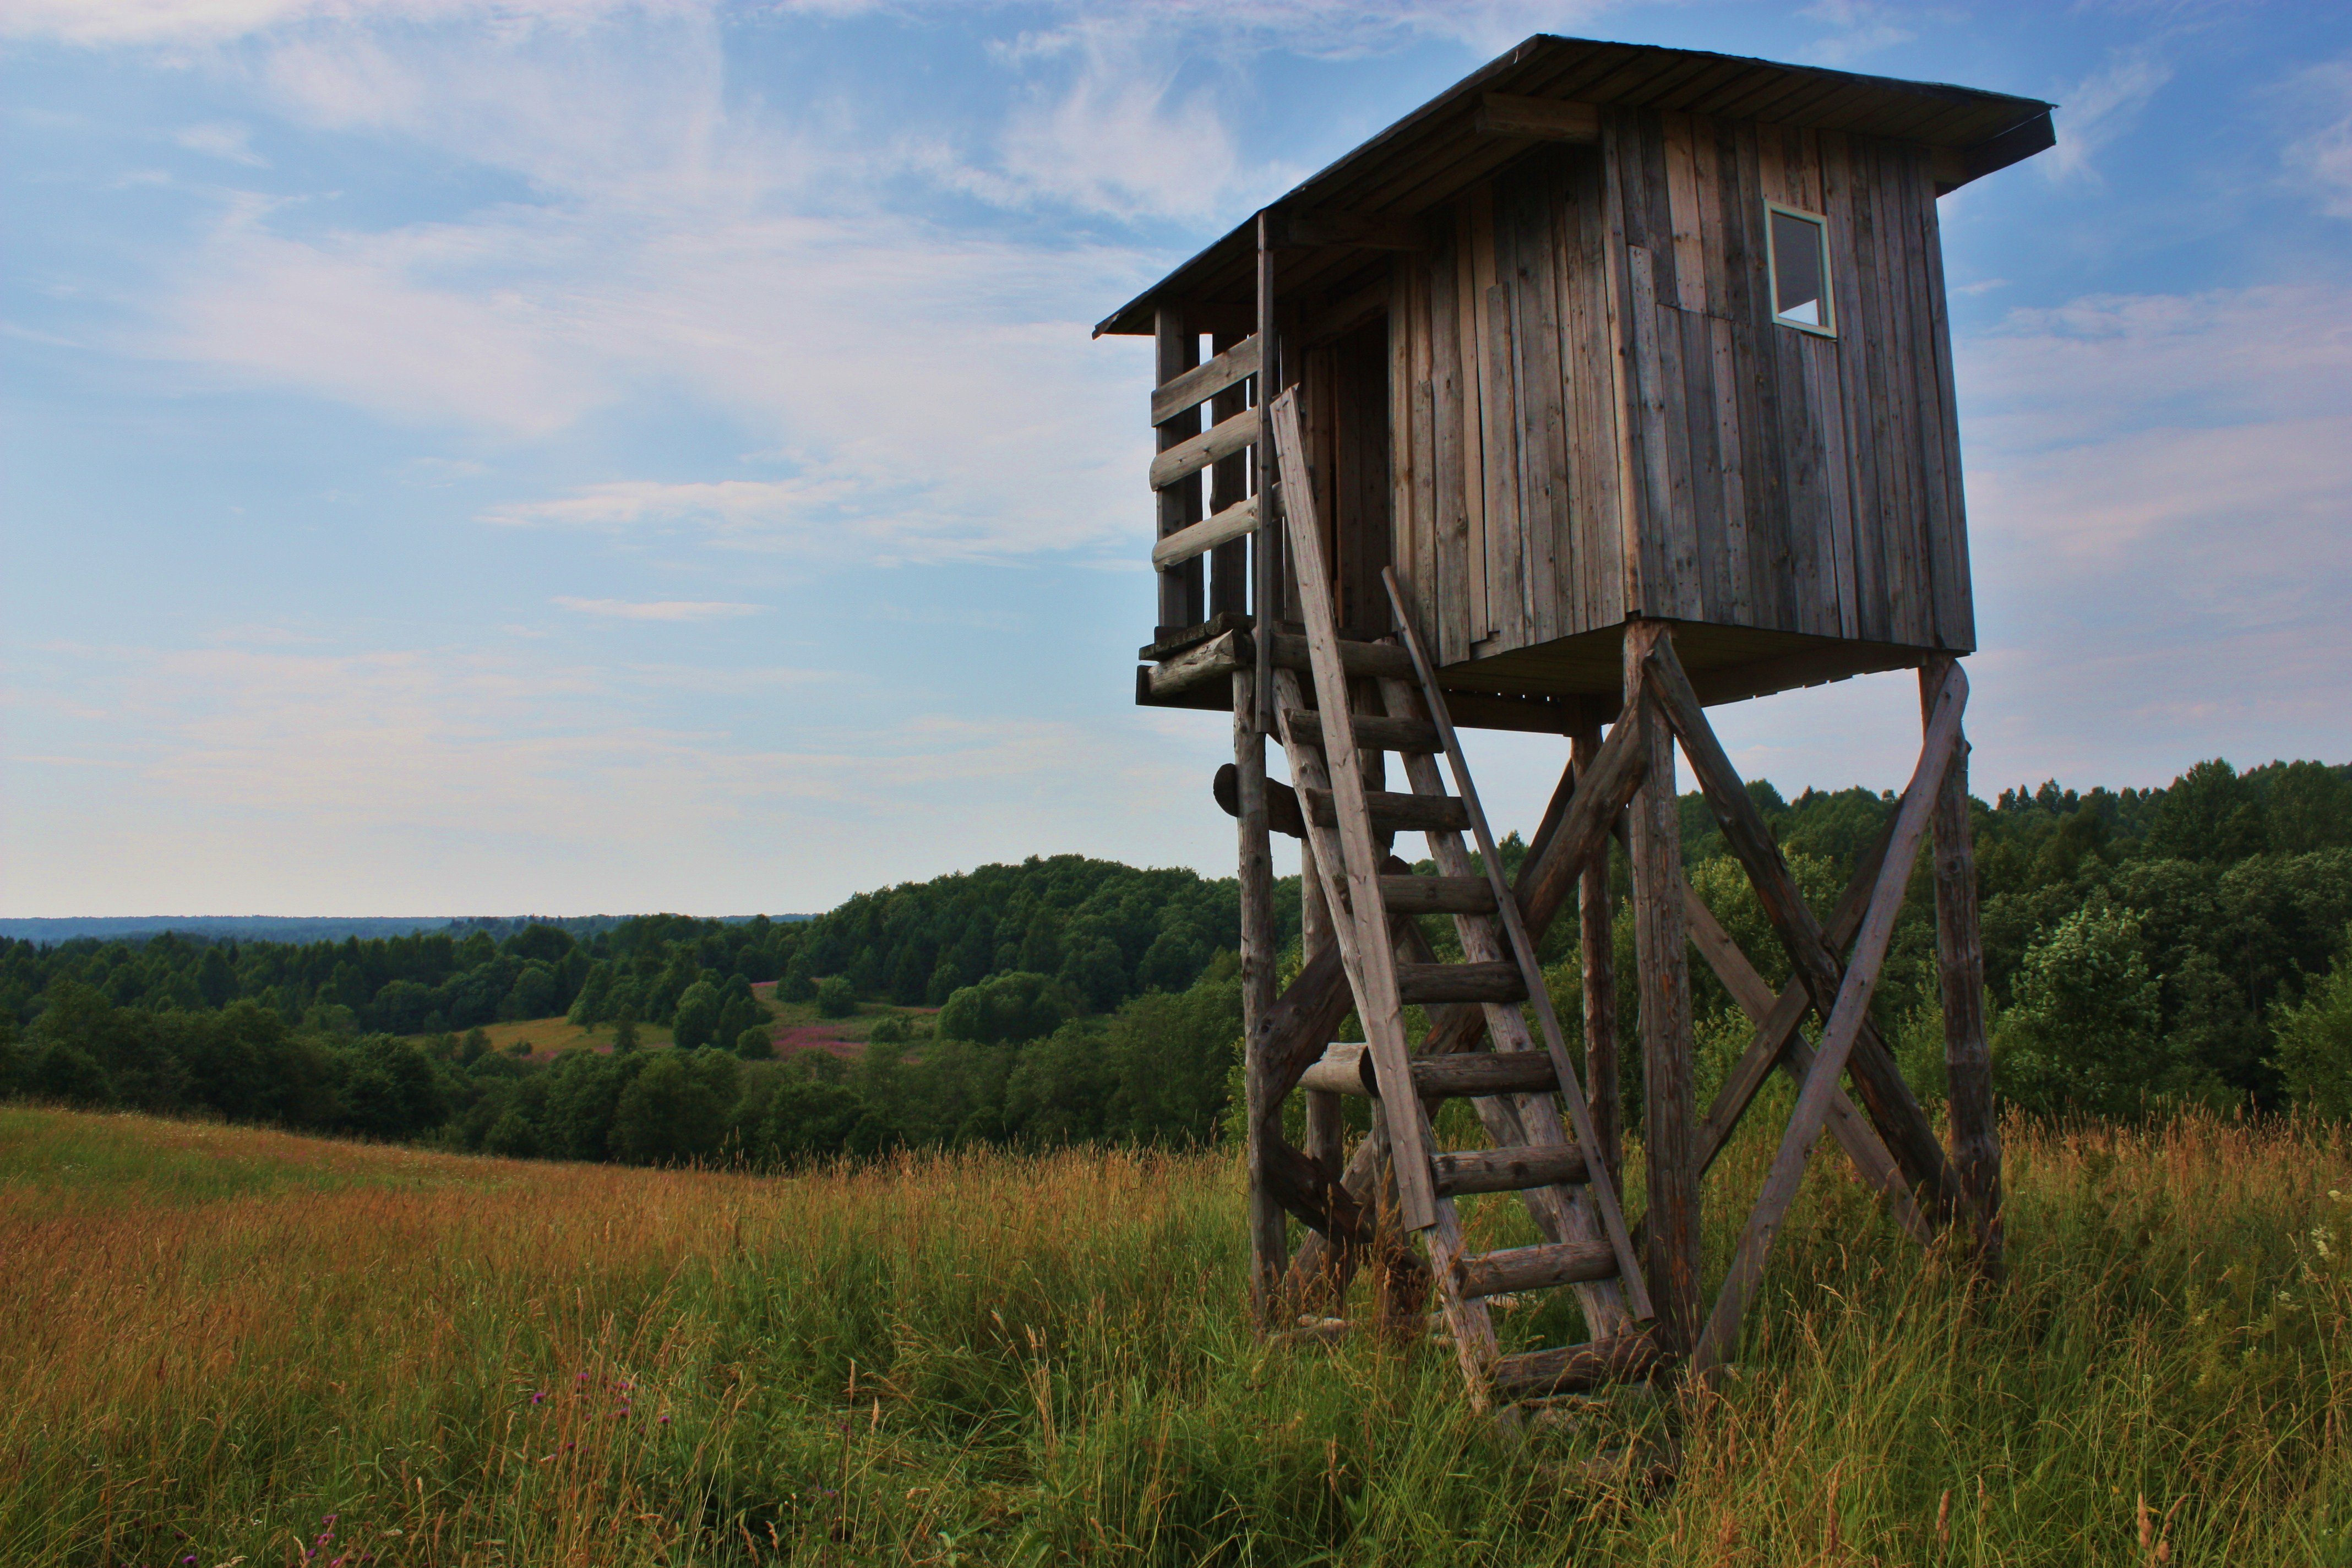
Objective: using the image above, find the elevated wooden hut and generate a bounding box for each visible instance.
[1098,36,2052,1407]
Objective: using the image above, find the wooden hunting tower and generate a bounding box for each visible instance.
[1100,36,2052,1406]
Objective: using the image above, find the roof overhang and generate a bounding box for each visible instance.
[1096,34,2054,337]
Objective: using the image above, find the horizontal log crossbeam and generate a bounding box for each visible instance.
[1151,333,1259,427]
[1150,406,1260,492]
[1151,494,1259,570]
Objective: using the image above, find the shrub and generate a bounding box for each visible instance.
[815,976,857,1019]
[2273,925,2352,1117]
[607,1053,727,1166]
[482,1109,541,1158]
[734,1025,775,1061]
[936,971,1079,1045]
[1993,895,2165,1117]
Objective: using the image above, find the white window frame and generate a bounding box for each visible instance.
[1763,199,1837,339]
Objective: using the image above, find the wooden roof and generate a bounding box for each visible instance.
[1096,34,2054,337]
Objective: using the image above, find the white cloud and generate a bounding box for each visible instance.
[1799,0,1915,67]
[0,633,1232,913]
[994,18,1257,222]
[1958,285,2352,455]
[0,0,706,47]
[2049,46,2173,180]
[552,596,764,620]
[1948,282,2352,786]
[2283,58,2352,219]
[176,121,267,164]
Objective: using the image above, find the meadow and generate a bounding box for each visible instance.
[2,1102,2348,1566]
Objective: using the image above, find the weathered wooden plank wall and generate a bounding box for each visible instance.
[1369,110,1972,668]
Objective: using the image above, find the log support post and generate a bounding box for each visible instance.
[1300,835,1344,1179]
[1571,725,1622,1191]
[1924,655,2001,1278]
[1624,621,1700,1356]
[1237,667,1285,1326]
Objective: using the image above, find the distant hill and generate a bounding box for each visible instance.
[0,913,812,946]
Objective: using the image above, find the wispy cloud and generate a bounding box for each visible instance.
[175,121,267,165]
[552,596,764,621]
[2282,58,2352,219]
[2050,46,2174,179]
[1798,0,1915,67]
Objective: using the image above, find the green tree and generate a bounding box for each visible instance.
[672,980,721,1051]
[937,971,1079,1044]
[815,976,857,1020]
[2273,927,2352,1118]
[483,1109,542,1158]
[736,1025,775,1060]
[608,1052,727,1166]
[1994,897,2166,1117]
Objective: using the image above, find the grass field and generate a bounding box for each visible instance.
[1,1103,2348,1566]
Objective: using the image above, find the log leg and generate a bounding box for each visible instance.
[1571,725,1623,1192]
[1625,622,1700,1357]
[1300,835,1346,1180]
[1924,656,2001,1278]
[1237,669,1286,1326]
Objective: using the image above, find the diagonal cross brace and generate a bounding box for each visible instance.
[1681,889,1930,1246]
[1692,662,1969,1374]
[1643,640,1967,1221]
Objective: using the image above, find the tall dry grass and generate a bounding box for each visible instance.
[1,1103,2346,1565]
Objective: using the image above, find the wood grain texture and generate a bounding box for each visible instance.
[1572,727,1624,1189]
[1268,390,1439,1229]
[1680,881,1929,1247]
[1924,655,2001,1276]
[1624,621,1700,1355]
[1693,660,1967,1374]
[1643,634,1964,1217]
[1155,308,1204,629]
[1235,668,1286,1322]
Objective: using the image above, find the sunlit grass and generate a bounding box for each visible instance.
[1,1104,2346,1565]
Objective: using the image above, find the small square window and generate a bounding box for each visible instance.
[1766,202,1834,336]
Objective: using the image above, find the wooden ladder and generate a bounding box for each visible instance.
[1265,390,1659,1407]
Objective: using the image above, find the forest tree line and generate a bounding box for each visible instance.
[4,759,2350,1166]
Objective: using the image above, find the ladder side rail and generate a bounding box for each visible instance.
[1268,391,1439,1230]
[1375,673,1632,1340]
[1380,565,1653,1320]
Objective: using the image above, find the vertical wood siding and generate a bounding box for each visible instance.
[1378,107,1973,663]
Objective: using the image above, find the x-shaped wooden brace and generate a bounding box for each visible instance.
[1637,645,1971,1374]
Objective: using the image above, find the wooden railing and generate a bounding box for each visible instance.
[1151,320,1261,631]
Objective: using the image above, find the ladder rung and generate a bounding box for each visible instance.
[1379,874,1496,915]
[1404,1052,1558,1098]
[1265,632,1416,682]
[1302,787,1469,834]
[1309,1049,1557,1099]
[1431,1144,1588,1197]
[1455,1239,1618,1299]
[1489,1334,1667,1400]
[1283,709,1441,754]
[1396,961,1524,1004]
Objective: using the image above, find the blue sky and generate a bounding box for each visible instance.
[3,0,2347,918]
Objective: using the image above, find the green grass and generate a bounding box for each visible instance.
[0,1104,2346,1565]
